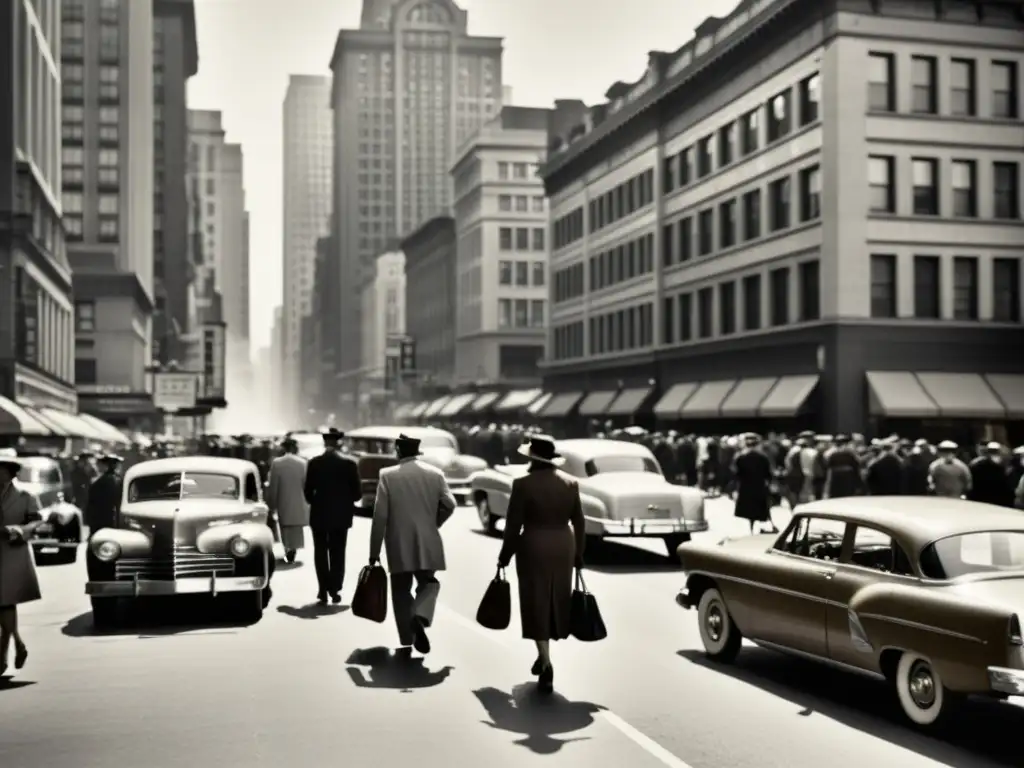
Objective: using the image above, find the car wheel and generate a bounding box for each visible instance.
[91,597,121,630]
[895,652,954,727]
[697,587,742,663]
[477,497,498,535]
[663,533,691,560]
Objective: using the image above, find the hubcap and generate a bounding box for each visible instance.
[705,603,724,642]
[907,660,936,709]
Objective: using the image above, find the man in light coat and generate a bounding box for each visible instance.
[369,433,456,655]
[266,436,308,564]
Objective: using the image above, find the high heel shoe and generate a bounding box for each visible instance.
[537,664,554,694]
[530,656,544,676]
[14,644,27,670]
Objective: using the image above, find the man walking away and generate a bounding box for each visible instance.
[369,433,456,656]
[929,440,971,499]
[968,442,1013,507]
[304,428,361,605]
[865,438,905,495]
[267,436,309,563]
[85,454,123,533]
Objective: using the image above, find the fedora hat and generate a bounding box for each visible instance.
[395,433,423,455]
[321,427,345,443]
[0,456,22,476]
[98,453,124,465]
[517,435,564,466]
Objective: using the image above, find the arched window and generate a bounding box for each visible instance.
[407,2,450,24]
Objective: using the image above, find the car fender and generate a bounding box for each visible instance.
[88,528,150,559]
[578,492,609,535]
[196,521,274,553]
[470,468,514,494]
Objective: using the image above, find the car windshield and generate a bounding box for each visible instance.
[350,433,456,455]
[921,531,1024,579]
[17,465,60,484]
[127,472,240,502]
[583,455,660,476]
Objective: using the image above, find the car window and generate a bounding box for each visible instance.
[583,455,660,476]
[18,466,60,484]
[244,473,260,502]
[128,472,240,502]
[848,525,914,576]
[922,531,1024,579]
[776,516,847,561]
[350,437,396,455]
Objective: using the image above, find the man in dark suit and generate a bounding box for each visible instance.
[303,428,361,604]
[84,454,123,533]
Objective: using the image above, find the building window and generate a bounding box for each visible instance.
[697,288,713,339]
[530,300,545,327]
[98,216,119,242]
[498,194,511,211]
[661,224,674,266]
[742,274,761,331]
[718,199,736,249]
[911,158,938,215]
[677,217,692,263]
[798,73,820,125]
[697,209,714,256]
[697,136,713,178]
[99,65,120,101]
[951,160,976,217]
[868,52,895,112]
[62,191,83,214]
[952,256,979,320]
[910,56,937,114]
[870,254,897,318]
[742,189,761,240]
[719,281,736,336]
[717,122,736,167]
[64,216,83,239]
[75,359,97,384]
[993,258,1021,322]
[740,110,758,155]
[868,155,895,213]
[532,261,545,286]
[497,162,509,180]
[992,61,1019,119]
[98,194,118,215]
[913,255,941,319]
[515,261,528,286]
[498,227,512,250]
[768,177,790,231]
[498,299,511,328]
[532,195,545,212]
[798,165,820,221]
[662,296,675,344]
[498,260,512,285]
[678,148,692,186]
[993,162,1019,220]
[514,299,529,327]
[950,58,976,116]
[514,195,528,212]
[75,301,95,332]
[798,260,820,321]
[677,293,692,342]
[766,89,791,142]
[531,227,545,251]
[515,227,529,250]
[769,268,789,326]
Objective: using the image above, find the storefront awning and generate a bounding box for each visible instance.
[757,375,819,418]
[393,403,414,419]
[865,371,939,418]
[22,407,68,436]
[40,408,107,440]
[653,383,699,419]
[606,387,654,417]
[77,413,130,445]
[494,389,542,413]
[679,380,737,419]
[985,374,1024,419]
[0,396,52,437]
[409,401,430,418]
[915,373,1006,420]
[439,392,478,417]
[539,392,584,418]
[470,391,502,413]
[718,377,779,418]
[422,396,451,419]
[526,392,552,415]
[577,390,617,417]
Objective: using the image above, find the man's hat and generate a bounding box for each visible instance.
[281,436,298,450]
[938,440,958,451]
[798,430,815,439]
[0,456,22,475]
[743,432,761,445]
[97,454,124,466]
[321,427,345,443]
[395,433,423,455]
[516,434,564,466]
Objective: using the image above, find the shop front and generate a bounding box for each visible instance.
[76,385,161,435]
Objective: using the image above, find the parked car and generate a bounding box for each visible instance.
[470,438,707,557]
[347,425,486,510]
[16,455,83,564]
[85,456,275,628]
[675,496,1024,728]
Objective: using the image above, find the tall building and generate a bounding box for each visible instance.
[402,216,456,388]
[309,232,337,414]
[282,75,332,422]
[327,0,503,417]
[540,0,1024,435]
[0,0,77,424]
[268,305,286,420]
[60,0,157,429]
[358,250,406,414]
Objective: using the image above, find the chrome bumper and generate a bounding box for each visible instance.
[31,538,78,549]
[988,666,1024,695]
[87,574,266,598]
[589,517,709,537]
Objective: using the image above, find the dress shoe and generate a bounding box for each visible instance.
[412,616,431,654]
[530,656,544,676]
[538,664,554,694]
[14,644,27,670]
[330,592,341,605]
[285,550,296,564]
[316,592,328,605]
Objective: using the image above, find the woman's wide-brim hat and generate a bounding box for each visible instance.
[517,435,564,466]
[395,433,423,455]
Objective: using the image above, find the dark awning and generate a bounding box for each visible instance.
[679,380,737,419]
[0,396,51,437]
[494,389,542,413]
[409,401,430,418]
[719,377,779,418]
[986,374,1024,419]
[422,396,452,419]
[526,392,552,415]
[577,390,617,417]
[539,392,584,418]
[757,375,819,418]
[915,373,1006,420]
[865,371,939,418]
[470,391,502,413]
[605,387,654,417]
[439,392,478,418]
[652,383,699,419]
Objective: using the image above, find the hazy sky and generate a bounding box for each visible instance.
[187,0,738,350]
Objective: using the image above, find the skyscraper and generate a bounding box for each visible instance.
[326,0,503,416]
[282,74,332,422]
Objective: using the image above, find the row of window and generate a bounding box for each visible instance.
[553,206,585,250]
[496,161,538,181]
[589,232,655,293]
[497,260,545,288]
[869,254,1021,322]
[63,215,118,242]
[496,299,546,329]
[553,261,585,303]
[588,303,655,355]
[869,157,1020,220]
[868,52,1018,118]
[587,169,656,234]
[551,321,584,361]
[498,226,545,252]
[498,194,545,213]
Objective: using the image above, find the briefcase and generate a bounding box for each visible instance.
[475,567,511,630]
[352,564,388,623]
[569,569,607,642]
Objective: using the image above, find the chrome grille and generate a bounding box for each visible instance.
[115,545,236,581]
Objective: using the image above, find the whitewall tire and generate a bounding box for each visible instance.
[477,497,497,535]
[895,652,948,727]
[697,587,741,662]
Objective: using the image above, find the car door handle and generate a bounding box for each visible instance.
[816,569,836,579]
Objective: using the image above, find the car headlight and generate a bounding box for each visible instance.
[95,541,120,561]
[229,536,252,558]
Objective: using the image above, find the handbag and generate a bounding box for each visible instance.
[475,567,511,630]
[569,569,607,642]
[351,563,389,623]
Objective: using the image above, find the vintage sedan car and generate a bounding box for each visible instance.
[17,455,83,564]
[470,439,707,557]
[347,425,486,510]
[85,456,275,628]
[675,496,1024,728]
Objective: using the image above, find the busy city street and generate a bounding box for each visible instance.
[1,498,1020,768]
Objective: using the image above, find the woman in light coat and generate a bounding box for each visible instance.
[0,457,43,676]
[266,437,309,563]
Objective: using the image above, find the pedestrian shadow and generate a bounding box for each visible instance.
[274,560,304,572]
[472,684,604,754]
[344,646,453,692]
[0,677,36,691]
[276,603,349,620]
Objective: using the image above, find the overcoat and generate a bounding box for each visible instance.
[370,458,456,574]
[733,449,773,523]
[85,471,120,531]
[0,482,43,607]
[498,466,586,641]
[267,453,309,527]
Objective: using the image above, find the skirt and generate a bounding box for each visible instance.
[280,525,305,551]
[0,540,42,607]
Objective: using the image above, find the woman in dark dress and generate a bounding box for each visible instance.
[497,436,585,694]
[733,433,776,533]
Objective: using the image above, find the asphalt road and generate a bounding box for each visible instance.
[1,498,1021,768]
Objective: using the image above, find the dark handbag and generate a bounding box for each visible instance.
[351,563,389,623]
[570,569,607,642]
[475,567,511,630]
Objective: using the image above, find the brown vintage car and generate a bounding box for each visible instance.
[675,496,1024,728]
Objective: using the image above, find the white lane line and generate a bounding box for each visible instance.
[439,604,695,768]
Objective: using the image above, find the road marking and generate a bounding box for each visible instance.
[439,604,695,768]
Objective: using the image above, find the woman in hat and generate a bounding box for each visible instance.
[0,456,44,676]
[497,435,585,694]
[733,433,776,533]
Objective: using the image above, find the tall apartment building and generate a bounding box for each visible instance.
[326,0,503,414]
[0,0,77,424]
[282,74,332,421]
[540,0,1024,436]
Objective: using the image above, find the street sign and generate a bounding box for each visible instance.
[152,372,198,412]
[201,322,226,399]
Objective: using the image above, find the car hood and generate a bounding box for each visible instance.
[120,498,255,523]
[419,448,457,469]
[939,574,1024,613]
[582,472,672,496]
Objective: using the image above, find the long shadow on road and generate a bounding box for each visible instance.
[678,647,1022,767]
[61,597,258,639]
[473,684,605,755]
[345,646,453,692]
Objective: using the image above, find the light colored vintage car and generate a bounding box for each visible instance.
[85,456,275,628]
[17,455,83,564]
[470,438,707,557]
[347,425,486,509]
[675,496,1024,728]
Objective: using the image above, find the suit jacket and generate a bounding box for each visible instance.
[267,453,309,527]
[303,449,361,531]
[85,471,120,531]
[369,457,456,574]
